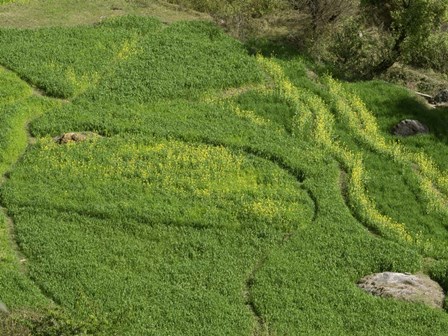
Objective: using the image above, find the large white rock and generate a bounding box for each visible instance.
[358,272,445,309]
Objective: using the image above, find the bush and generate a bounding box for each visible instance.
[403,32,448,74]
[288,0,358,35]
[30,309,108,336]
[0,311,31,336]
[314,18,394,80]
[1,308,107,336]
[166,0,285,39]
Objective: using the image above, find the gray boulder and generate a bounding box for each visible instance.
[358,272,445,309]
[392,119,429,136]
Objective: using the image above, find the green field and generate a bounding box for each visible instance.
[0,6,448,336]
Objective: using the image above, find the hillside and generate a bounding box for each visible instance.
[0,4,448,336]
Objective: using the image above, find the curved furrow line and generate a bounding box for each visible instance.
[257,55,416,246]
[152,133,317,335]
[0,31,143,102]
[0,36,145,304]
[2,53,316,335]
[0,208,27,274]
[167,90,317,334]
[0,71,64,307]
[170,133,318,221]
[338,168,381,238]
[0,64,69,102]
[325,77,448,217]
[244,254,269,336]
[0,206,60,307]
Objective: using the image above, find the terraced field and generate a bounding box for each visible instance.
[0,13,448,336]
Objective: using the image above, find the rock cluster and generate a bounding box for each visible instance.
[358,272,445,309]
[54,132,100,144]
[433,89,448,105]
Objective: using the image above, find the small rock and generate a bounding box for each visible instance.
[54,132,99,144]
[433,89,448,105]
[358,272,445,309]
[392,119,429,136]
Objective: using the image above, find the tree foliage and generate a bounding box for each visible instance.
[288,0,358,34]
[361,0,448,73]
[167,0,284,38]
[305,0,448,79]
[165,0,448,78]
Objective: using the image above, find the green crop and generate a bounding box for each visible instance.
[0,15,448,335]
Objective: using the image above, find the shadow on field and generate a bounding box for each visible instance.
[244,37,301,60]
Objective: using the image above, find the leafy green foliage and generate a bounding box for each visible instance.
[321,18,394,80]
[403,32,448,74]
[358,0,448,74]
[362,0,448,39]
[166,0,283,38]
[29,308,109,336]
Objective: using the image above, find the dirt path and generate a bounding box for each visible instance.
[244,255,269,336]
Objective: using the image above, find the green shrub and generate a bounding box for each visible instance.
[403,32,448,74]
[166,0,285,38]
[316,18,394,80]
[30,309,108,336]
[0,308,108,336]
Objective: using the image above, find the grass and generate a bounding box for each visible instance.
[0,66,62,336]
[0,10,448,335]
[0,0,209,28]
[0,17,261,100]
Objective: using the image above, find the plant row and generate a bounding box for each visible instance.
[326,78,448,218]
[257,56,415,246]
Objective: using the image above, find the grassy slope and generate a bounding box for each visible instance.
[0,11,447,336]
[0,67,63,334]
[0,0,209,28]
